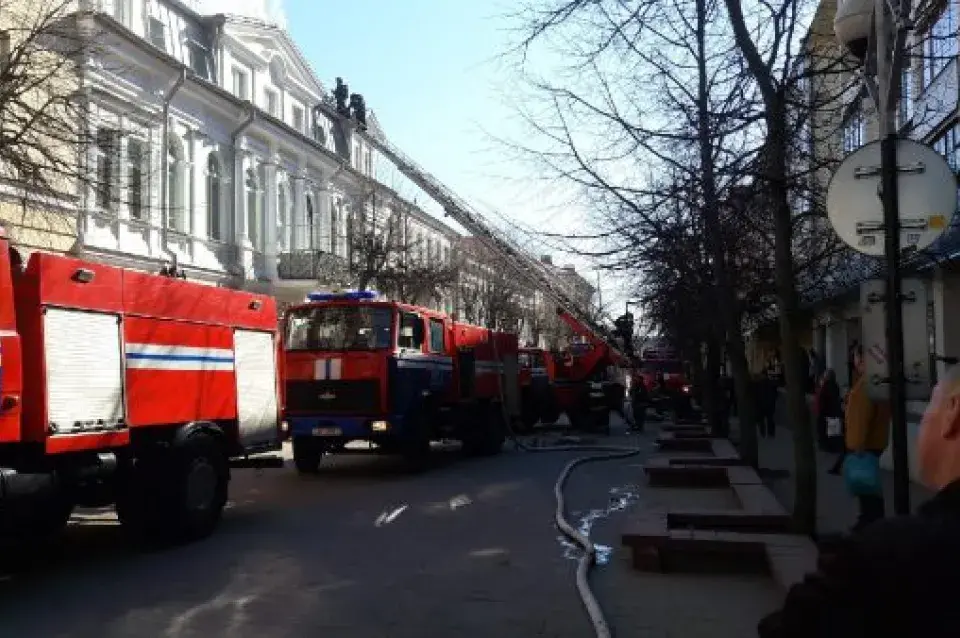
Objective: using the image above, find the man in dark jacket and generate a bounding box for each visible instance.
[758,366,960,637]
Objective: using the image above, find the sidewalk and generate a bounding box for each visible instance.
[755,428,933,534]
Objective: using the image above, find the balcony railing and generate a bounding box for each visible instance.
[277,249,345,280]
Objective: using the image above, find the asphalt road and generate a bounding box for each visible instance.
[0,421,654,638]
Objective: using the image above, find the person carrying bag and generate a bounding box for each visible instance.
[842,346,890,531]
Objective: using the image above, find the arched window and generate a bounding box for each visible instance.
[305,193,315,249]
[206,153,222,240]
[330,200,340,256]
[245,166,262,249]
[277,181,288,252]
[166,135,185,231]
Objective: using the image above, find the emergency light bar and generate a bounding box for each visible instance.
[306,289,381,302]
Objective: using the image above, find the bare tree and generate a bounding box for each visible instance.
[0,0,100,252]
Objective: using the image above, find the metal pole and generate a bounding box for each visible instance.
[876,0,910,515]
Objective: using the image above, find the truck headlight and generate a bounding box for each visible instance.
[371,420,390,432]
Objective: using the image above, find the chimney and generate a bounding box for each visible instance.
[540,255,553,265]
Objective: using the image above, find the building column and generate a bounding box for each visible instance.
[825,317,849,388]
[263,151,279,279]
[934,267,960,380]
[234,143,252,247]
[291,169,305,251]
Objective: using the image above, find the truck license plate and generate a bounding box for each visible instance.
[312,427,341,437]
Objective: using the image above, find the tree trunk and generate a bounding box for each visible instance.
[693,0,758,465]
[705,334,725,435]
[768,98,816,535]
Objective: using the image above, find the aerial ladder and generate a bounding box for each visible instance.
[358,127,623,358]
[356,125,629,430]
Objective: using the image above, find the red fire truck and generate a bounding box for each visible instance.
[282,291,518,471]
[0,229,283,544]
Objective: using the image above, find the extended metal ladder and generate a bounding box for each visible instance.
[359,126,623,357]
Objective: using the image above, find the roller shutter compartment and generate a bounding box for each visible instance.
[233,329,279,449]
[43,308,125,433]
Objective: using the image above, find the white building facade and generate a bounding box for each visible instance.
[72,0,459,307]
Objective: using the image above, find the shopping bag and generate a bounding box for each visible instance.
[843,452,882,496]
[826,417,842,438]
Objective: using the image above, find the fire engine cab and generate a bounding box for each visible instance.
[282,291,519,471]
[0,228,283,545]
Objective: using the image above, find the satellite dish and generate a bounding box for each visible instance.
[826,139,957,257]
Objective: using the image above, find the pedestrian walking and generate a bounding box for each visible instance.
[629,369,648,433]
[843,345,890,530]
[757,365,960,638]
[816,369,843,453]
[754,373,777,438]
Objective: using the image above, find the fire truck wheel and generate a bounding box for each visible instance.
[118,433,228,545]
[401,411,432,469]
[292,437,322,474]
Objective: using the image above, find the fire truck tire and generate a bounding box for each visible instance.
[401,411,432,468]
[519,393,538,433]
[292,437,323,474]
[463,403,505,456]
[3,494,73,542]
[118,433,228,545]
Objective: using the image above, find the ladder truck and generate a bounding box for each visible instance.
[354,125,628,432]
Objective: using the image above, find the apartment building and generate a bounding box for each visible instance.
[789,0,960,480]
[0,0,460,310]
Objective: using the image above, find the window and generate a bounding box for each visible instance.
[924,3,958,86]
[127,138,144,220]
[166,137,184,231]
[312,112,327,145]
[398,312,424,351]
[933,123,960,172]
[428,318,445,353]
[0,31,10,71]
[354,144,361,169]
[147,17,166,49]
[246,167,261,248]
[898,66,913,128]
[265,89,278,116]
[206,154,222,240]
[111,0,127,25]
[95,128,119,210]
[188,42,209,79]
[841,107,864,154]
[292,105,304,132]
[305,193,316,249]
[285,305,392,351]
[364,151,372,176]
[277,183,288,252]
[232,68,248,100]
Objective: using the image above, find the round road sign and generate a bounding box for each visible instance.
[826,139,957,257]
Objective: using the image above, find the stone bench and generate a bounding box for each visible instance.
[655,433,714,453]
[624,462,816,589]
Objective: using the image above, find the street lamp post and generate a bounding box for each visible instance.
[836,0,912,515]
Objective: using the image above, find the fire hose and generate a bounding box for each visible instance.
[492,344,643,638]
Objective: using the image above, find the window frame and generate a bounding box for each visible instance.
[398,311,424,352]
[428,318,445,353]
[126,136,146,220]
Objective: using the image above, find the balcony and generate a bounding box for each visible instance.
[277,249,345,280]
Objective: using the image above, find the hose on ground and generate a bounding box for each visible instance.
[491,345,642,638]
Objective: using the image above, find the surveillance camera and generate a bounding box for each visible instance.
[834,0,874,62]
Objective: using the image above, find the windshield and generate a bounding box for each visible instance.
[641,360,683,374]
[285,305,393,351]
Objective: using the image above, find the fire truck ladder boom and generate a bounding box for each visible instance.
[360,128,621,356]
